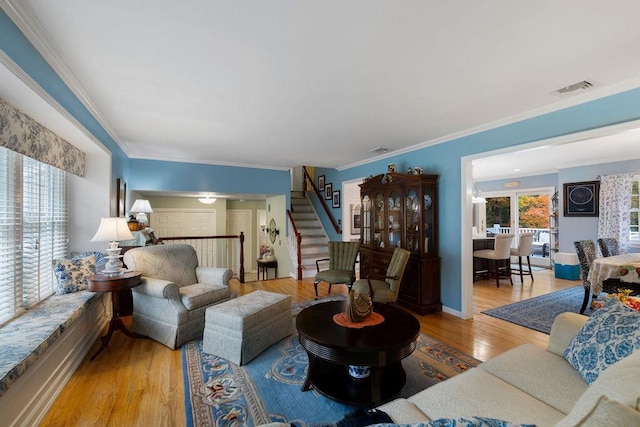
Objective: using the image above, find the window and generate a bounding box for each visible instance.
[631,174,639,244]
[0,147,69,325]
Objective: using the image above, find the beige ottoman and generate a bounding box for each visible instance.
[202,290,292,365]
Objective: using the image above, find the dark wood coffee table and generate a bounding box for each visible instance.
[296,300,420,406]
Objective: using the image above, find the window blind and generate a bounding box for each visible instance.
[0,147,69,324]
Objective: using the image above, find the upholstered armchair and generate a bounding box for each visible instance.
[314,241,360,299]
[123,244,233,349]
[351,247,411,304]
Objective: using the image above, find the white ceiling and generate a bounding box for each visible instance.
[2,0,640,179]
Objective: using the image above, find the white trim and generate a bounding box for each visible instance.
[338,78,640,171]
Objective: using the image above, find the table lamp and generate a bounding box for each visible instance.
[90,217,135,274]
[130,199,153,227]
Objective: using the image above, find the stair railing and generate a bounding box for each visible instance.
[302,166,341,234]
[159,232,245,283]
[286,210,303,280]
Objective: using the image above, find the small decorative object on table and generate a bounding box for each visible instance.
[387,163,396,173]
[345,290,373,323]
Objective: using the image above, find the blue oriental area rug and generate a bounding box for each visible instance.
[182,299,480,427]
[482,286,593,334]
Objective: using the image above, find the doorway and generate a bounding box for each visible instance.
[480,187,555,268]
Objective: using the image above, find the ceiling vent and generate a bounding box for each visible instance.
[369,147,389,154]
[553,80,594,97]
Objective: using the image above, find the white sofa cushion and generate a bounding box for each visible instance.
[555,350,640,426]
[405,368,565,426]
[563,395,640,427]
[377,398,430,425]
[480,344,588,414]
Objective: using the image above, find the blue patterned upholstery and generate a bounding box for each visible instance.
[597,238,620,257]
[574,240,598,314]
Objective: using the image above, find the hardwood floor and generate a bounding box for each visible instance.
[39,268,577,426]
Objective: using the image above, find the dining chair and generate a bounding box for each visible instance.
[573,240,598,314]
[314,241,360,299]
[473,233,514,287]
[351,247,411,304]
[510,232,535,283]
[597,238,620,257]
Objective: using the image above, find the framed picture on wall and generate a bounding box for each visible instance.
[318,175,325,194]
[563,180,599,217]
[116,178,126,217]
[332,190,341,208]
[325,183,332,200]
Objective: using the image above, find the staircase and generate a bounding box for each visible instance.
[290,191,328,278]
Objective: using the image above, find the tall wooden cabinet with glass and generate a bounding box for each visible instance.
[359,173,441,314]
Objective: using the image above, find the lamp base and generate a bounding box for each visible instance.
[136,212,148,227]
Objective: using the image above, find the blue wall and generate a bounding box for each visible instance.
[129,159,290,197]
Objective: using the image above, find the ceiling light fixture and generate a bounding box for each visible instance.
[198,196,216,204]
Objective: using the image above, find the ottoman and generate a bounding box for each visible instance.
[202,290,292,365]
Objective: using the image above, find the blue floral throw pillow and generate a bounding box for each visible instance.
[563,297,640,384]
[54,255,96,294]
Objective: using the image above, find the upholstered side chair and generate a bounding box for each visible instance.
[473,233,514,287]
[510,232,535,283]
[123,244,233,349]
[314,241,360,299]
[597,237,620,257]
[574,240,598,315]
[351,247,411,304]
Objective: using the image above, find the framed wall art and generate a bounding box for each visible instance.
[325,183,332,200]
[332,190,341,208]
[563,180,599,217]
[116,178,126,217]
[318,175,325,194]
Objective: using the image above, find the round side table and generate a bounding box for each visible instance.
[87,271,146,360]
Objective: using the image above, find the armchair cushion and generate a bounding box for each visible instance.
[180,284,231,310]
[196,266,233,285]
[315,269,354,284]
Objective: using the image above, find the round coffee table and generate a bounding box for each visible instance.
[296,300,420,406]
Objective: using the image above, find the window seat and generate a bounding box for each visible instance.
[0,291,99,399]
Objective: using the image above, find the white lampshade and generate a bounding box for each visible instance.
[131,199,153,213]
[130,199,153,226]
[90,217,135,243]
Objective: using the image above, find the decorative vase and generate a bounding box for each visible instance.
[345,290,373,323]
[348,365,370,379]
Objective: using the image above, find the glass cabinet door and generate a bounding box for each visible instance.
[388,191,401,248]
[374,193,385,248]
[361,195,371,245]
[424,190,434,254]
[405,189,420,252]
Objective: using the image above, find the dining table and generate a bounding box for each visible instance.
[587,253,640,295]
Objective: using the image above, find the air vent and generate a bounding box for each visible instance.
[554,80,594,96]
[369,147,389,154]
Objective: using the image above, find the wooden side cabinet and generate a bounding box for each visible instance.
[359,172,441,314]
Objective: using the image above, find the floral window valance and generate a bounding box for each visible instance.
[0,98,85,177]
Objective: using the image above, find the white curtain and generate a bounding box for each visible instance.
[598,173,634,253]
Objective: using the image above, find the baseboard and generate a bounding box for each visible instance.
[0,293,108,427]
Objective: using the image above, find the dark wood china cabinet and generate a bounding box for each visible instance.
[359,173,441,314]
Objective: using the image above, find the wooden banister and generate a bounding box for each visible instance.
[287,210,303,280]
[302,166,341,234]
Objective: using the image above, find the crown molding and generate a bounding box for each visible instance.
[0,49,110,156]
[1,0,124,153]
[338,76,640,171]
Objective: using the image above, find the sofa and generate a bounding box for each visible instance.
[123,244,233,349]
[376,299,640,426]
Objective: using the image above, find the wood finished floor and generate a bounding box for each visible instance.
[39,268,577,426]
